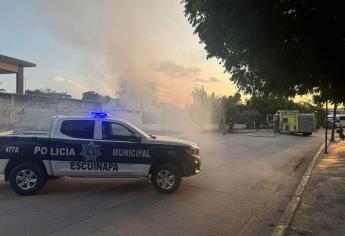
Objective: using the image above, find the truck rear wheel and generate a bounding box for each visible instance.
[151,164,182,194]
[9,163,47,196]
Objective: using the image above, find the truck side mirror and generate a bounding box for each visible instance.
[128,135,142,142]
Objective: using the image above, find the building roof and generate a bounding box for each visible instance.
[0,54,36,67]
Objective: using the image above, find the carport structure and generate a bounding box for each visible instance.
[0,55,36,94]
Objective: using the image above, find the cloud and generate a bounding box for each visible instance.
[193,77,221,84]
[53,75,89,97]
[209,77,220,82]
[193,78,210,83]
[53,75,65,82]
[155,60,200,78]
[66,79,89,94]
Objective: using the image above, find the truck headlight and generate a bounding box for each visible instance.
[186,148,199,156]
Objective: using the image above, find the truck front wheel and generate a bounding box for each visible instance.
[9,163,47,196]
[151,164,182,194]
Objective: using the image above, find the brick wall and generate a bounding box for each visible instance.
[0,93,102,131]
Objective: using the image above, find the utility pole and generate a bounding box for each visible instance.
[330,103,337,142]
[324,101,328,153]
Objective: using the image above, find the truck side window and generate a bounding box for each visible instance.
[102,122,134,141]
[60,120,95,139]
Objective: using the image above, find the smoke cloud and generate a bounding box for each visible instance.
[29,0,187,107]
[24,0,223,133]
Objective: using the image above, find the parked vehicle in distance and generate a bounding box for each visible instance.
[0,112,201,195]
[273,110,316,136]
[324,114,345,128]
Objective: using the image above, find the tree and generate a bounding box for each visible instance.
[330,103,337,142]
[25,88,71,99]
[116,81,157,111]
[189,86,213,125]
[188,86,226,125]
[314,94,339,137]
[240,110,260,129]
[242,95,325,128]
[245,95,292,127]
[220,92,242,124]
[82,91,111,104]
[184,0,345,102]
[191,86,208,104]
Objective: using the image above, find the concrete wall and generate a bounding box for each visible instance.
[0,93,102,131]
[0,93,222,134]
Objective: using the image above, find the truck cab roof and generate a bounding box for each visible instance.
[50,115,151,140]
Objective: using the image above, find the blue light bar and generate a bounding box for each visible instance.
[91,112,109,118]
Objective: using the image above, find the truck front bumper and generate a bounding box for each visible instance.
[185,155,201,176]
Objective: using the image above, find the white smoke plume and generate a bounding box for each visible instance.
[26,0,220,132]
[29,0,174,108]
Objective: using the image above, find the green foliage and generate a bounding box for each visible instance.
[191,86,208,104]
[188,87,324,128]
[25,88,71,99]
[184,0,345,103]
[189,86,223,125]
[239,109,260,129]
[245,95,294,124]
[244,95,325,128]
[220,92,242,124]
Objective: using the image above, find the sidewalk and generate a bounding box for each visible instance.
[287,140,345,235]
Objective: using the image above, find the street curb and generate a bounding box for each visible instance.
[233,129,272,134]
[247,134,279,137]
[271,142,326,236]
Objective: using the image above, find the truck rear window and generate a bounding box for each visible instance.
[60,120,95,139]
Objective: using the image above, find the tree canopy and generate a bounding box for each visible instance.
[25,88,71,99]
[188,86,223,125]
[187,87,325,128]
[82,91,111,104]
[184,0,345,102]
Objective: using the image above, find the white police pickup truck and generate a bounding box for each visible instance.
[0,112,201,195]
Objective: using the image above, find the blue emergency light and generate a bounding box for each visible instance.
[91,112,109,118]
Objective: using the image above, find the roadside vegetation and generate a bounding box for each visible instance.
[8,85,325,130]
[188,86,325,129]
[183,0,343,134]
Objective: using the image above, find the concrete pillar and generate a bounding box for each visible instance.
[16,66,24,94]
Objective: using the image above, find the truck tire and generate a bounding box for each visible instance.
[151,164,182,194]
[9,163,47,196]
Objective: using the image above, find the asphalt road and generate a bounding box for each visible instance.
[0,131,323,236]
